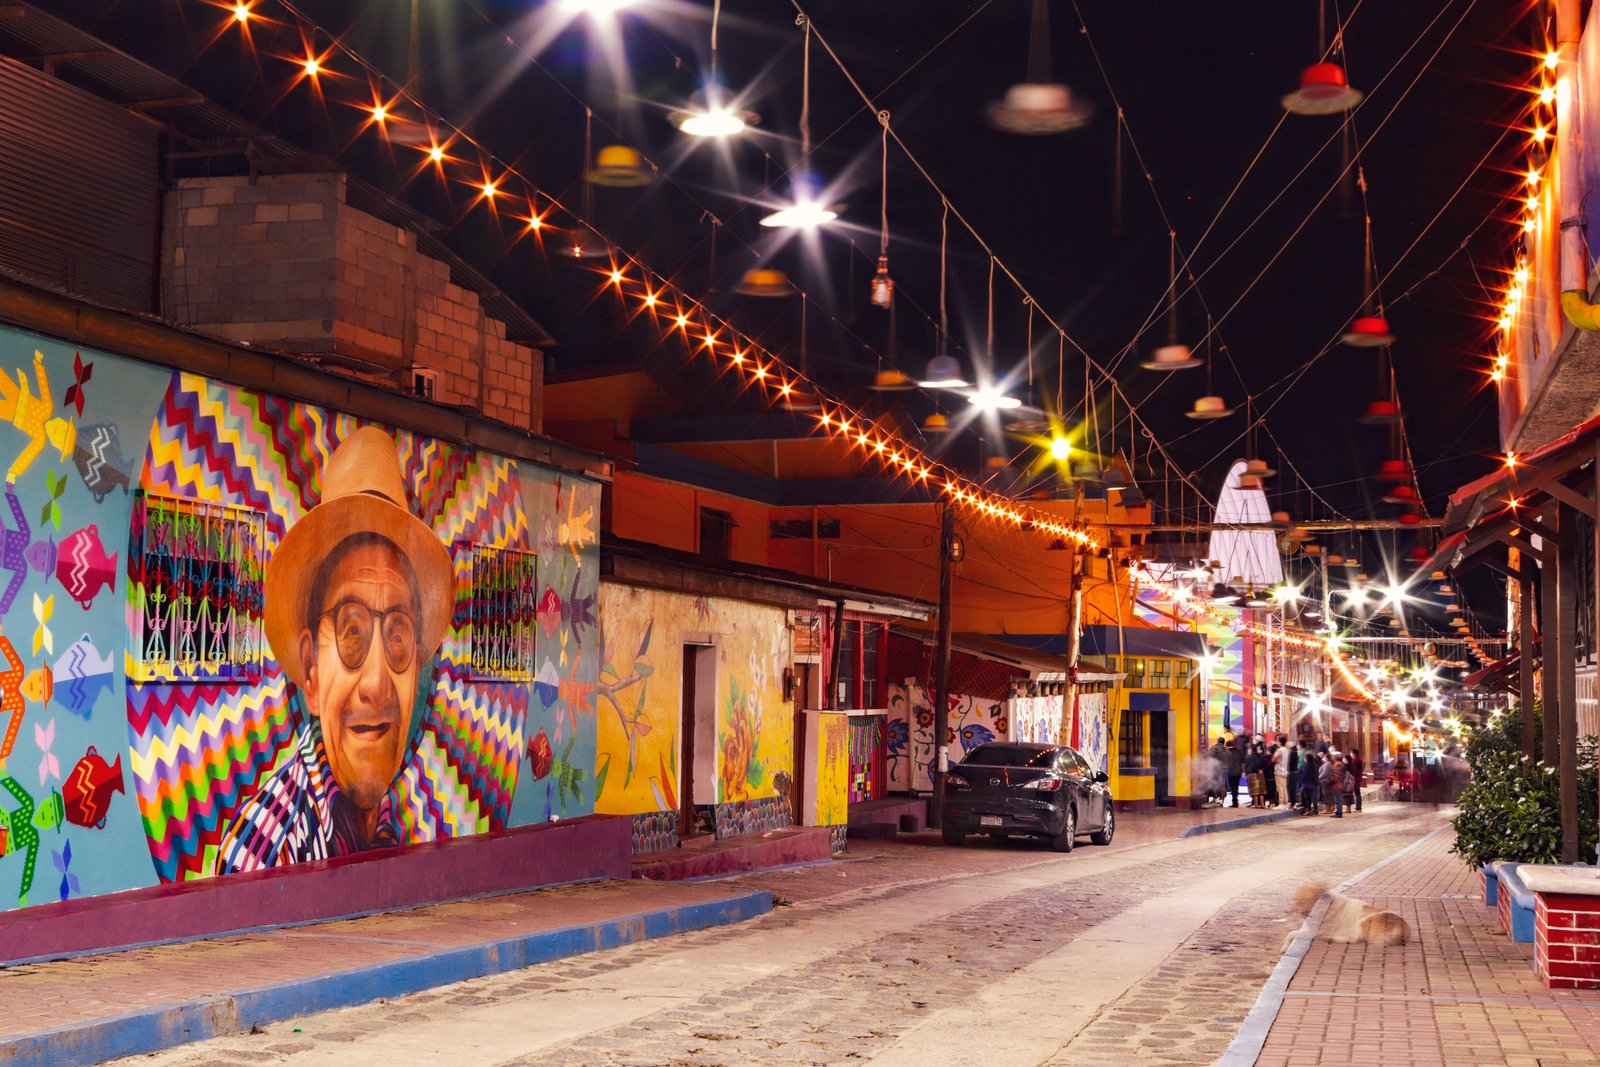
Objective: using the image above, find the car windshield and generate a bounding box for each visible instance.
[960,743,1056,768]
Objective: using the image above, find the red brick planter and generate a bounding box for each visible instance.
[1533,891,1600,989]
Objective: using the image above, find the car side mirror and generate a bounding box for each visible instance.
[1093,770,1109,784]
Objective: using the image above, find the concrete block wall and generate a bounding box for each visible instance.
[162,173,541,433]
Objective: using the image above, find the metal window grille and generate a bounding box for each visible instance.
[465,544,538,681]
[131,492,266,682]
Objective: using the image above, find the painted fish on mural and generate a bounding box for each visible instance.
[63,746,123,829]
[51,635,113,720]
[533,660,560,709]
[528,729,553,780]
[54,524,117,610]
[71,423,131,504]
[536,586,563,637]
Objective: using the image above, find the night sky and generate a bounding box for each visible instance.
[58,0,1530,630]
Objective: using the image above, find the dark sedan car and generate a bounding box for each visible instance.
[940,742,1114,852]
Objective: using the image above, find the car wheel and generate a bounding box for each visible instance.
[942,825,966,847]
[1090,804,1115,846]
[1050,806,1076,852]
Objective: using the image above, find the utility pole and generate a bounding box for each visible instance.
[929,507,957,828]
[1059,549,1085,745]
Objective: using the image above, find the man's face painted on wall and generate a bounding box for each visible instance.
[298,538,421,811]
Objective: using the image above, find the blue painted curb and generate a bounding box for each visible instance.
[1179,809,1300,837]
[3,889,772,1067]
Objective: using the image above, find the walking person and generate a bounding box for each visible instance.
[1245,743,1265,808]
[1273,736,1290,811]
[1286,740,1300,810]
[1264,742,1281,807]
[1320,751,1343,818]
[1346,748,1365,812]
[1300,747,1321,814]
[1225,737,1244,808]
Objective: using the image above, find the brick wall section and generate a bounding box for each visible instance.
[1498,878,1512,935]
[162,173,541,433]
[1534,893,1600,989]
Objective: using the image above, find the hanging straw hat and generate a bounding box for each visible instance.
[264,426,454,691]
[986,82,1093,134]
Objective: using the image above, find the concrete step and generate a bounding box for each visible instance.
[631,826,834,880]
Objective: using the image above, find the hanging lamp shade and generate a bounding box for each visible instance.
[921,412,952,435]
[1238,473,1265,491]
[1358,399,1403,425]
[1141,344,1202,371]
[588,145,654,187]
[1376,459,1410,482]
[1398,510,1422,526]
[919,355,969,389]
[760,173,843,229]
[668,88,758,138]
[1244,457,1277,478]
[1449,616,1467,627]
[1003,413,1051,434]
[1186,395,1235,419]
[1355,572,1371,583]
[733,268,795,298]
[1282,62,1363,115]
[1207,582,1240,604]
[1343,556,1360,567]
[1343,315,1395,347]
[1271,510,1293,526]
[987,82,1093,134]
[1429,570,1447,581]
[869,368,915,391]
[1445,601,1461,612]
[1438,582,1454,595]
[1287,526,1312,542]
[1302,543,1322,555]
[1383,484,1420,504]
[1326,553,1346,566]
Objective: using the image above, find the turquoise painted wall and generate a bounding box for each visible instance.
[0,325,599,911]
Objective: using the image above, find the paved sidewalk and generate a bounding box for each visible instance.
[1254,827,1600,1067]
[0,879,769,1067]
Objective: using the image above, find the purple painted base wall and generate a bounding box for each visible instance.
[1,815,633,965]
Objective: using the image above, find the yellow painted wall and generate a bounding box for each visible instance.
[815,712,850,827]
[594,583,793,815]
[1106,659,1201,804]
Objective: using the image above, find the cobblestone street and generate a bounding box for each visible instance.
[116,804,1450,1066]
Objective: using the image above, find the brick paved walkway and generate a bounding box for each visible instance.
[1257,829,1600,1067]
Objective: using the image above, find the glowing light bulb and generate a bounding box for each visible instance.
[1539,84,1556,105]
[303,57,321,76]
[1049,437,1072,461]
[1526,195,1540,211]
[1527,168,1542,185]
[371,104,388,123]
[643,292,657,307]
[611,269,625,285]
[678,110,748,138]
[1544,50,1560,70]
[429,145,446,163]
[232,2,251,22]
[1514,266,1529,283]
[1533,125,1549,144]
[481,180,498,198]
[1524,217,1538,233]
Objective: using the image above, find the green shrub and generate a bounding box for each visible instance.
[1450,703,1597,869]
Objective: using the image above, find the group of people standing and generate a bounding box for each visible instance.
[1206,733,1365,819]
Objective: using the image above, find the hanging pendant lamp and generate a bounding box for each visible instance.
[869,368,915,391]
[987,0,1092,134]
[588,144,655,187]
[733,268,795,298]
[920,203,967,389]
[922,411,952,435]
[1343,315,1395,347]
[1143,233,1201,370]
[1376,459,1410,482]
[1358,399,1402,424]
[1282,62,1363,115]
[1187,396,1234,420]
[1343,180,1397,346]
[569,110,616,261]
[870,114,895,308]
[1383,484,1419,505]
[668,1,757,138]
[761,20,843,229]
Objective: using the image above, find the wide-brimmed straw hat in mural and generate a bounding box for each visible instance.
[263,425,454,691]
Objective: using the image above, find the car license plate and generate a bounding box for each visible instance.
[979,815,1003,827]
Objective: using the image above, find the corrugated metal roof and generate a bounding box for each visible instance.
[0,3,554,347]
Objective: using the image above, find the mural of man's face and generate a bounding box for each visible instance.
[298,537,421,821]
